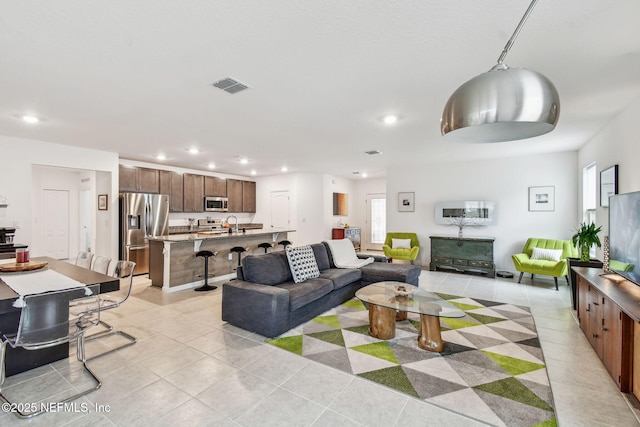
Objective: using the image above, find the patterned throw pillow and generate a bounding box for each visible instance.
[530,247,563,262]
[285,245,321,283]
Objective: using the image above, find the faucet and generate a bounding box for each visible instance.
[226,215,238,234]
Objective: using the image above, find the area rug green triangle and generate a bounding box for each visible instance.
[307,329,345,347]
[467,312,507,325]
[342,299,367,310]
[442,317,480,330]
[434,292,463,300]
[474,377,554,412]
[265,335,303,355]
[482,350,545,376]
[359,366,419,398]
[350,341,399,364]
[312,314,341,329]
[266,295,555,426]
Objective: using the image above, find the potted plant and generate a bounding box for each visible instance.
[571,222,602,262]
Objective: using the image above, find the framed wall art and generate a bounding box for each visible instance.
[600,164,618,207]
[398,192,415,212]
[333,192,348,216]
[528,186,555,212]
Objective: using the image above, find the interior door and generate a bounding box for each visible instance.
[271,191,290,228]
[365,194,386,251]
[42,189,70,259]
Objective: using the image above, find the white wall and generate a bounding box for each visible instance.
[386,151,579,271]
[0,135,119,260]
[578,96,640,258]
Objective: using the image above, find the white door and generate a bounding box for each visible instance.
[271,191,290,228]
[42,189,70,259]
[365,194,386,251]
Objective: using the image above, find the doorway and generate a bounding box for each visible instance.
[42,189,70,259]
[365,194,386,251]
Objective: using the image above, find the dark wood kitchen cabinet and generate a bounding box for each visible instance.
[204,176,227,197]
[159,170,184,212]
[227,179,256,213]
[119,165,159,193]
[183,173,204,213]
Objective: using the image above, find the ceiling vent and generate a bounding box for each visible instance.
[212,77,249,94]
[365,150,382,155]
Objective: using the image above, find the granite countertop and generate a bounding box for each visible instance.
[150,228,295,243]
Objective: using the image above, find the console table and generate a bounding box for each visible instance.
[332,227,361,252]
[574,267,640,400]
[429,235,495,278]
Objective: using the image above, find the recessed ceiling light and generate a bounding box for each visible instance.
[240,157,248,165]
[250,170,257,175]
[382,115,398,125]
[188,147,199,155]
[22,115,39,124]
[156,154,166,161]
[281,166,288,173]
[362,173,368,178]
[208,163,216,169]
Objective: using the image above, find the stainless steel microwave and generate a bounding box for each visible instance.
[204,197,228,212]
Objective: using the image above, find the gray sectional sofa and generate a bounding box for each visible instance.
[222,242,421,337]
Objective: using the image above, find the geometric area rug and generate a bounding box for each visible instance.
[266,294,557,427]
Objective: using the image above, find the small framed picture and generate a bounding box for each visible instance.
[98,194,108,211]
[528,186,555,212]
[398,192,415,212]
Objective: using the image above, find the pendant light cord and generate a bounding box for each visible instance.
[496,0,539,65]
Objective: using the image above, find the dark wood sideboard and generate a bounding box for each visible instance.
[575,267,640,401]
[429,235,495,278]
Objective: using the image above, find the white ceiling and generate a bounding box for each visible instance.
[1,1,639,179]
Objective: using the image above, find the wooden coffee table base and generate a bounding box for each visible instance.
[367,304,446,352]
[418,314,445,352]
[368,304,396,340]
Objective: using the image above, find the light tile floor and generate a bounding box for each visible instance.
[2,269,640,426]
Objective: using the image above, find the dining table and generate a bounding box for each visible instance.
[0,257,120,376]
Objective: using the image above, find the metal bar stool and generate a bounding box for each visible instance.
[278,240,292,250]
[195,250,218,292]
[258,242,273,253]
[230,246,247,269]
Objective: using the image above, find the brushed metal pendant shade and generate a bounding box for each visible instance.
[441,0,560,143]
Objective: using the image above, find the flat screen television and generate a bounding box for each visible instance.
[609,191,640,285]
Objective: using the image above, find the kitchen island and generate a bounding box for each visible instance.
[148,228,294,292]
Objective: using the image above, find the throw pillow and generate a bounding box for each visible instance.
[531,247,563,262]
[285,245,321,283]
[392,238,412,249]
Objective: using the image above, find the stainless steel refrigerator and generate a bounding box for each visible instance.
[119,193,169,275]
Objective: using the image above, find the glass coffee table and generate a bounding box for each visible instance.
[355,281,465,352]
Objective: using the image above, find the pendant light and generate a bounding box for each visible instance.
[441,0,559,143]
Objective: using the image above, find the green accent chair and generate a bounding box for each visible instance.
[511,238,578,290]
[382,232,420,264]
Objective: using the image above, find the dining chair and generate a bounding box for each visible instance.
[85,260,137,359]
[76,251,94,269]
[91,255,112,275]
[0,284,102,418]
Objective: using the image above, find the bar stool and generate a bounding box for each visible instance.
[230,246,247,269]
[278,240,292,249]
[258,242,273,253]
[195,250,218,292]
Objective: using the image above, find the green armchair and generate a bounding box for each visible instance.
[511,238,578,290]
[382,232,420,264]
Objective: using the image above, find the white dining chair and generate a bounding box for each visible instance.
[76,252,94,269]
[91,255,111,275]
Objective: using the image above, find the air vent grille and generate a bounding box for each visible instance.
[212,77,250,94]
[365,150,382,155]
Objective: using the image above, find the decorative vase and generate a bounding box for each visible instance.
[580,245,590,262]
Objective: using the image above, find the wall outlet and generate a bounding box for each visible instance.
[228,253,233,260]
